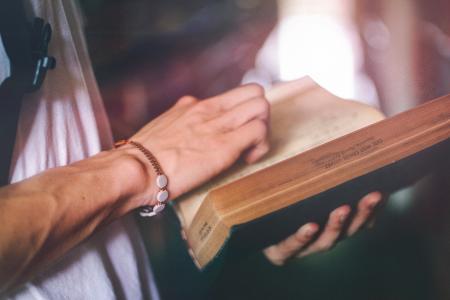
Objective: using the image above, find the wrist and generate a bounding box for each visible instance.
[104,146,158,210]
[113,140,170,217]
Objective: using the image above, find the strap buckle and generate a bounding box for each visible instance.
[27,18,56,92]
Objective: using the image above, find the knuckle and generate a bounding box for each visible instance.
[294,233,310,245]
[195,101,215,114]
[328,220,343,232]
[264,247,286,266]
[243,83,264,96]
[259,141,271,156]
[253,119,268,135]
[278,242,294,255]
[179,95,198,105]
[316,241,333,252]
[357,198,368,210]
[262,97,270,111]
[329,208,349,227]
[276,242,288,253]
[212,135,229,149]
[250,120,268,142]
[255,97,270,114]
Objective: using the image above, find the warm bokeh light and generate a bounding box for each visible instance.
[278,15,357,99]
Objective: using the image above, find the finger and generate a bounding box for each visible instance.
[367,198,383,229]
[275,223,319,258]
[156,96,198,122]
[264,223,319,266]
[244,139,270,164]
[225,119,269,161]
[209,97,270,132]
[173,95,198,109]
[347,192,382,236]
[209,83,265,110]
[299,205,351,257]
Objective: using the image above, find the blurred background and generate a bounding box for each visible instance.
[78,0,450,299]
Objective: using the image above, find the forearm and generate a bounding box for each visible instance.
[0,148,151,292]
[0,84,271,293]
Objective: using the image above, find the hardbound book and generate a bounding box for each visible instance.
[173,77,450,269]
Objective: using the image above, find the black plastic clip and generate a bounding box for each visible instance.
[27,17,56,92]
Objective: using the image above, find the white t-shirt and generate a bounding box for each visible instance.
[1,0,159,299]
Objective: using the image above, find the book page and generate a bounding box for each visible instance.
[173,77,385,230]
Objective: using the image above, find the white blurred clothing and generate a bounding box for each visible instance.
[0,0,159,299]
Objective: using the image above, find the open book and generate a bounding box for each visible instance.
[172,77,450,269]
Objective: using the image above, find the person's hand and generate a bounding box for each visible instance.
[127,84,270,205]
[263,192,382,266]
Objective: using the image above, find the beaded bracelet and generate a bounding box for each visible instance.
[115,140,169,217]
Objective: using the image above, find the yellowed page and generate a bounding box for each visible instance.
[173,77,385,230]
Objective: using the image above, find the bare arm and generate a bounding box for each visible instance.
[0,84,270,292]
[0,83,380,292]
[0,149,150,291]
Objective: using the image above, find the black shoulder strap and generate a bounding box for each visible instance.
[0,0,55,186]
[0,0,31,186]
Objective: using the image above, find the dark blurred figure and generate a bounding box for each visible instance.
[355,0,450,114]
[356,1,450,299]
[80,0,277,139]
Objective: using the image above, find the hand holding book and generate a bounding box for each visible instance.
[129,78,380,266]
[174,77,449,268]
[264,191,382,265]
